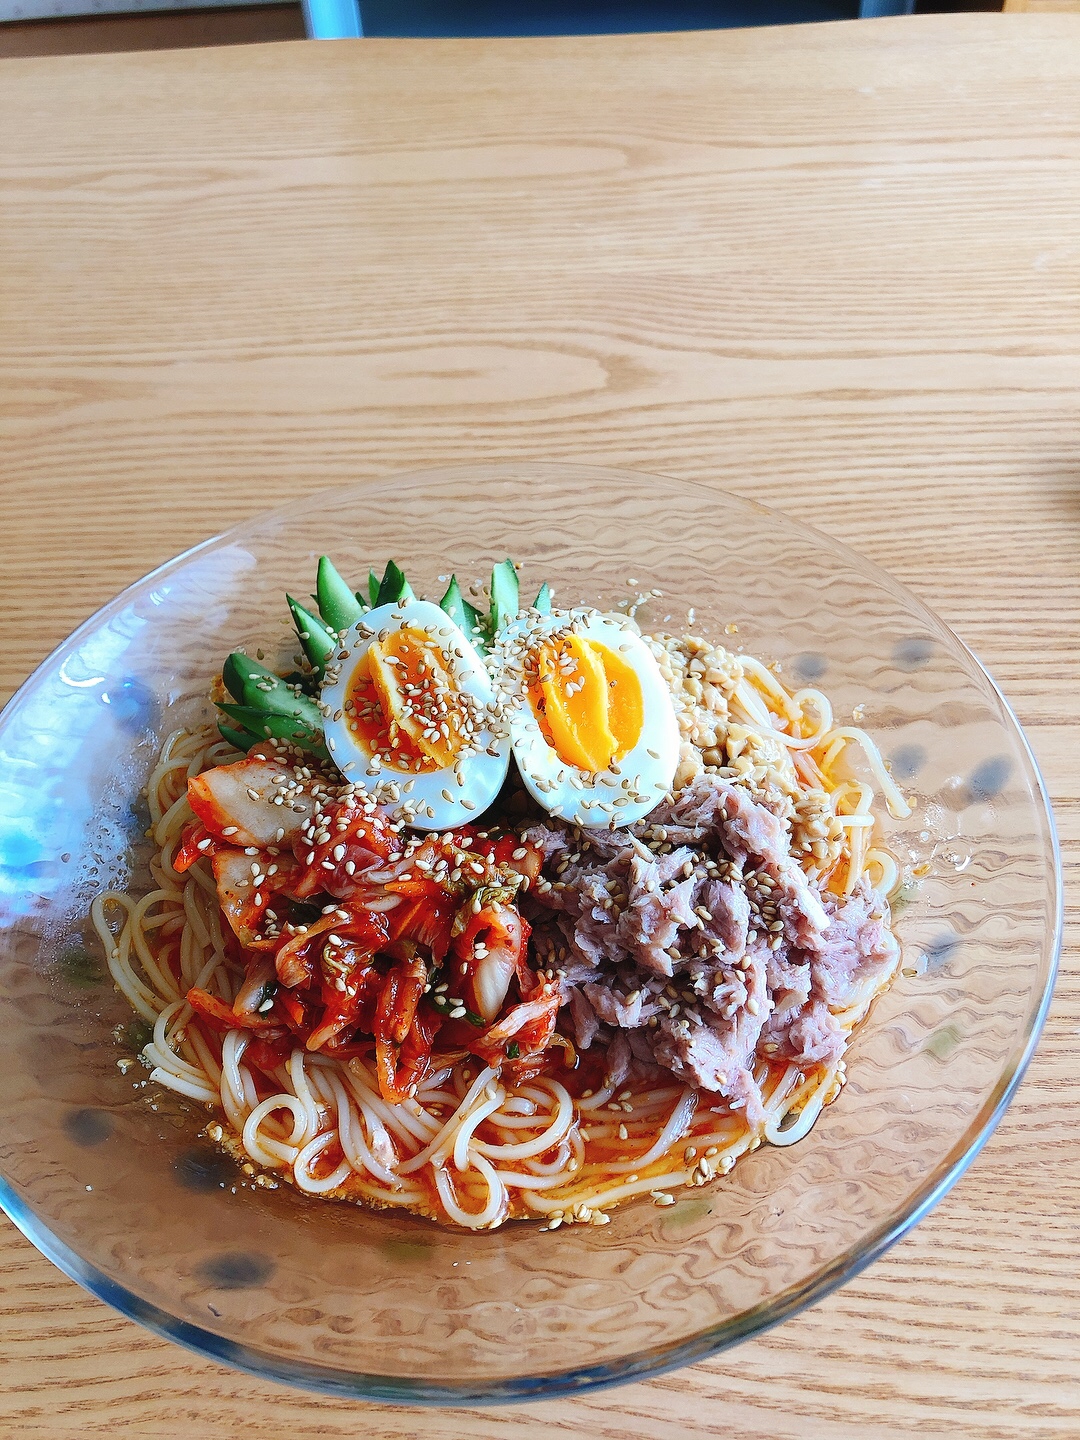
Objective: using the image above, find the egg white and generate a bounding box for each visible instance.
[502,610,679,828]
[320,599,509,830]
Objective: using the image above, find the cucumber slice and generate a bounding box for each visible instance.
[222,651,260,705]
[367,570,381,607]
[316,555,365,633]
[287,596,337,673]
[438,575,489,653]
[489,559,519,636]
[374,560,415,608]
[217,721,256,752]
[217,702,328,759]
[221,652,324,728]
[532,582,552,614]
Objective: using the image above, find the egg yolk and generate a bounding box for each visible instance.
[345,627,463,773]
[529,635,643,772]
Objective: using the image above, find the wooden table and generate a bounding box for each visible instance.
[1,13,1078,1436]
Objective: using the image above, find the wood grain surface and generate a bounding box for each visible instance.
[1004,1,1080,12]
[0,5,306,61]
[1,13,1079,1437]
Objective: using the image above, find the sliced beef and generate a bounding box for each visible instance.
[602,1029,633,1089]
[521,822,573,861]
[612,868,697,977]
[766,860,831,951]
[583,979,644,1028]
[649,949,769,1122]
[568,987,600,1050]
[641,774,787,868]
[522,773,899,1113]
[814,881,900,1009]
[761,998,845,1067]
[696,878,750,955]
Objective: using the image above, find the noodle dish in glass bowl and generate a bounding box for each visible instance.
[0,463,1059,1402]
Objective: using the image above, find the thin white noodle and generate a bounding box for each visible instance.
[452,1091,506,1171]
[287,1050,322,1144]
[605,1086,683,1113]
[417,1065,454,1092]
[475,1081,573,1161]
[433,1153,505,1229]
[337,1175,428,1207]
[293,1132,354,1195]
[100,683,904,1230]
[477,1109,550,1130]
[154,792,191,848]
[820,727,912,819]
[496,1169,579,1191]
[243,1093,309,1167]
[521,1142,572,1176]
[219,1030,252,1133]
[396,1067,500,1175]
[732,678,774,727]
[145,1002,208,1083]
[501,1097,537,1116]
[321,1069,400,1186]
[523,1170,694,1215]
[415,1091,460,1112]
[574,1086,616,1111]
[186,1023,223,1087]
[181,875,214,954]
[764,1068,836,1146]
[343,1061,441,1144]
[92,895,169,1021]
[344,1087,405,1170]
[737,672,834,751]
[865,848,900,896]
[149,1068,217,1103]
[599,1088,697,1174]
[738,656,802,722]
[791,686,834,736]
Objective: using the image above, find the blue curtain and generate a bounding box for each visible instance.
[304,0,913,44]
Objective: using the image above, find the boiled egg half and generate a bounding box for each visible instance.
[320,600,509,830]
[500,610,679,827]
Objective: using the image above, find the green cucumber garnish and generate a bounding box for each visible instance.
[489,559,519,636]
[216,556,553,770]
[439,575,488,653]
[316,556,365,633]
[222,653,323,728]
[217,720,258,752]
[217,703,328,758]
[374,560,415,608]
[287,595,337,674]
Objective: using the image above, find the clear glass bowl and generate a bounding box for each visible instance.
[0,464,1060,1403]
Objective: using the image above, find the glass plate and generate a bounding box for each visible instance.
[0,463,1060,1402]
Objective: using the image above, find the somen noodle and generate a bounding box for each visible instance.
[92,569,908,1231]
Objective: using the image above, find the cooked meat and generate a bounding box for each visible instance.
[524,772,899,1118]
